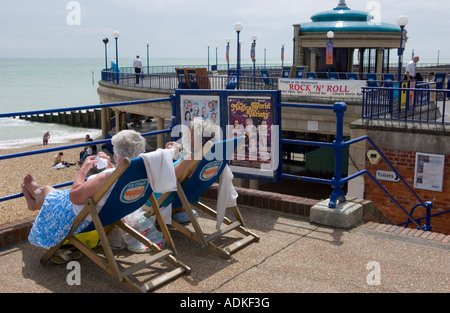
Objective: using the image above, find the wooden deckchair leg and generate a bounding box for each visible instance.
[87,199,123,281]
[148,193,178,255]
[176,180,208,247]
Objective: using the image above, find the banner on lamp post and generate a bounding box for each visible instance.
[326,42,334,65]
[251,42,256,62]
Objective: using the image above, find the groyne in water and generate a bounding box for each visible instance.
[19,109,102,129]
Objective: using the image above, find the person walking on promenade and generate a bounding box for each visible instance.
[43,131,50,145]
[405,56,419,81]
[133,55,143,84]
[110,59,120,82]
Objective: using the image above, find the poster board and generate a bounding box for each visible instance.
[414,152,445,192]
[174,89,281,181]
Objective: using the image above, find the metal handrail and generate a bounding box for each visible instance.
[279,101,434,230]
[361,84,449,124]
[0,98,172,202]
[1,96,444,231]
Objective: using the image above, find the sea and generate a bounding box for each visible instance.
[0,57,285,150]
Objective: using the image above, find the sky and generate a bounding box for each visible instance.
[0,0,448,64]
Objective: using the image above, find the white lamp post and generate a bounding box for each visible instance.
[327,31,334,75]
[234,22,243,89]
[207,43,211,72]
[397,14,408,81]
[146,41,150,74]
[113,31,120,83]
[251,35,257,89]
[226,38,231,73]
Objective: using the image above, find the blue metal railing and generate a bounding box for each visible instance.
[362,82,449,124]
[101,70,279,91]
[279,101,437,231]
[1,96,444,231]
[0,98,173,202]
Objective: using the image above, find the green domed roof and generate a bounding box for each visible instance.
[301,2,400,33]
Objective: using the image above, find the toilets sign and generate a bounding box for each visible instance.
[376,170,400,183]
[279,78,365,99]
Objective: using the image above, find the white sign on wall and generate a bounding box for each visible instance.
[414,152,445,192]
[376,170,399,182]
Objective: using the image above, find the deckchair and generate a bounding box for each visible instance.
[40,155,190,293]
[145,136,260,259]
[328,72,338,80]
[261,69,277,89]
[366,73,378,87]
[295,67,305,78]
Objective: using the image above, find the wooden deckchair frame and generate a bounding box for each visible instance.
[40,158,190,293]
[147,140,260,259]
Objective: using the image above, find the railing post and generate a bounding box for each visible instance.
[423,201,433,231]
[329,102,347,208]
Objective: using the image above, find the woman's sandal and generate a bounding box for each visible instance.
[50,248,83,265]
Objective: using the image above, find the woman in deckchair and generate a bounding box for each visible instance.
[22,130,147,249]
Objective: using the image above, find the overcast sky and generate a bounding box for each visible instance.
[0,0,448,64]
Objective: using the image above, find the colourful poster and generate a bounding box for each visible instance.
[227,96,274,171]
[180,95,220,127]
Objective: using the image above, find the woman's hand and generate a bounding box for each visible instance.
[166,141,183,151]
[96,151,114,168]
[81,155,97,172]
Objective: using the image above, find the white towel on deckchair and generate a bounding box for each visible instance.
[139,149,177,194]
[216,165,238,229]
[139,149,177,225]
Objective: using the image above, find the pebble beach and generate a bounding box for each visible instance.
[0,139,86,225]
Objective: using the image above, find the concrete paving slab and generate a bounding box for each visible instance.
[0,200,448,298]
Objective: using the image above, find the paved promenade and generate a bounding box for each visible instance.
[0,199,448,299]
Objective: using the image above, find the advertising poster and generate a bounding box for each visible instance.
[227,96,277,177]
[414,152,445,192]
[180,95,220,127]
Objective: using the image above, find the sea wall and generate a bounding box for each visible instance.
[19,109,102,129]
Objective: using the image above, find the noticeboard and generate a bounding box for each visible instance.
[173,89,282,181]
[414,152,445,192]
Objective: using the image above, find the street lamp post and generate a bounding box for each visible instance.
[215,44,218,69]
[226,38,231,73]
[251,35,257,89]
[146,41,150,74]
[264,47,267,69]
[397,15,408,82]
[113,31,120,84]
[207,43,211,72]
[327,31,334,76]
[102,38,109,70]
[234,22,243,90]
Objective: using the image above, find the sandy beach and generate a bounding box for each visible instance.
[0,138,87,225]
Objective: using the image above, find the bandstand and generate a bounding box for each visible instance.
[293,0,402,74]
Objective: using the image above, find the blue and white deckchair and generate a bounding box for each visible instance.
[146,136,260,259]
[40,156,190,293]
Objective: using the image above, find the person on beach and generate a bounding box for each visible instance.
[23,129,147,249]
[53,152,69,168]
[43,131,50,145]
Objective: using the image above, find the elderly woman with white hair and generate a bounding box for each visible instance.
[23,130,147,249]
